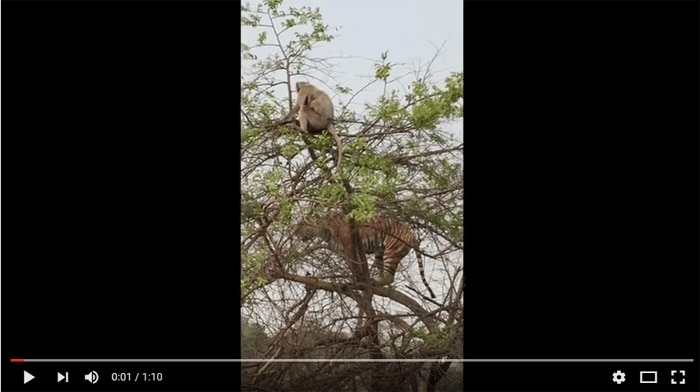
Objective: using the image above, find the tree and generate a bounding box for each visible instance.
[241,1,463,391]
[241,317,269,360]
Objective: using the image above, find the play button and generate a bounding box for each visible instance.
[24,371,35,384]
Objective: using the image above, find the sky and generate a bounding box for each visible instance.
[241,0,463,138]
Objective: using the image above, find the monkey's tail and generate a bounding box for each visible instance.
[327,123,343,173]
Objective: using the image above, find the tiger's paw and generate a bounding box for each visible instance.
[370,274,394,287]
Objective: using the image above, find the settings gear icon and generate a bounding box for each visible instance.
[612,370,626,384]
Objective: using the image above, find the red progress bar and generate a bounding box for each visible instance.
[10,358,24,363]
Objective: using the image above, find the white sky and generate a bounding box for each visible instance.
[241,0,463,139]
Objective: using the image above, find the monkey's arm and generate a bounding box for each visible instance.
[272,103,300,126]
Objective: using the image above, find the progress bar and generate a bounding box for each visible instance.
[10,358,695,363]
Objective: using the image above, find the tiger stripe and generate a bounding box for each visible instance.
[294,212,436,299]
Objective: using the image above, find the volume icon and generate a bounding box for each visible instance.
[84,370,99,384]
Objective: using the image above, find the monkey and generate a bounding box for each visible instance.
[295,82,334,134]
[275,82,333,133]
[274,81,343,170]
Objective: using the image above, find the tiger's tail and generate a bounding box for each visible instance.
[415,249,436,299]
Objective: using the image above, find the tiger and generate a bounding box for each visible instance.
[293,212,436,299]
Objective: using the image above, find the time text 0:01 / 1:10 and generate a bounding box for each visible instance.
[111,372,164,382]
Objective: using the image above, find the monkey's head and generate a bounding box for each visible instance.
[295,81,310,92]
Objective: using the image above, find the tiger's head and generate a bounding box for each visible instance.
[293,210,338,241]
[292,223,316,241]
